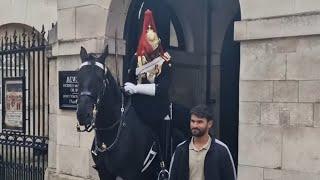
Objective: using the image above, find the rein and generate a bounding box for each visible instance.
[93,101,131,154]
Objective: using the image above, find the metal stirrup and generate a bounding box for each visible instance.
[157,161,169,180]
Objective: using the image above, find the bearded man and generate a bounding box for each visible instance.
[169,104,237,180]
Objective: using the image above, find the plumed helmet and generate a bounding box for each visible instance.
[136,9,164,57]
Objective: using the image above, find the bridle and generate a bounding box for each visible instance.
[76,60,125,133]
[76,60,108,132]
[77,59,128,153]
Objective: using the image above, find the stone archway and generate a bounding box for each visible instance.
[0,23,42,38]
[105,0,131,40]
[104,0,131,83]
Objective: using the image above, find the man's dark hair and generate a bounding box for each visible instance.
[190,104,213,121]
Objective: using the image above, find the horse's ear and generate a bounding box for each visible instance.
[80,46,88,62]
[99,45,108,63]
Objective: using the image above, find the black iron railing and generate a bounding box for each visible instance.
[0,26,49,180]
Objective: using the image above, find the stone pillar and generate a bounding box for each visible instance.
[236,1,320,179]
[46,1,111,179]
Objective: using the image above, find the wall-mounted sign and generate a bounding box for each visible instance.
[59,71,78,110]
[2,77,25,132]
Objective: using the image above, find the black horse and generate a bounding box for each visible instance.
[76,46,190,180]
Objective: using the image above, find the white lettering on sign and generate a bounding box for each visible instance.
[66,76,78,83]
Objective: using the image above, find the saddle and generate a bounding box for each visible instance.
[141,103,173,180]
[142,141,169,180]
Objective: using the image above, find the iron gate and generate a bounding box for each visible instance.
[0,27,49,180]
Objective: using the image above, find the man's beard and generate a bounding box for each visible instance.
[191,128,206,137]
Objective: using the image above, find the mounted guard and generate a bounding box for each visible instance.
[76,9,190,180]
[124,9,172,179]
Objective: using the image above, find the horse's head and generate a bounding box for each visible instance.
[76,46,108,131]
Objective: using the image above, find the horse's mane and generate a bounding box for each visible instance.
[96,68,123,126]
[105,68,122,103]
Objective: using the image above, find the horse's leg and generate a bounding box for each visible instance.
[92,155,116,179]
[91,140,116,180]
[95,164,116,180]
[140,154,160,180]
[121,167,157,180]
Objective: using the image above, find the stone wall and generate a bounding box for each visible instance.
[239,0,320,20]
[46,0,111,179]
[236,2,320,179]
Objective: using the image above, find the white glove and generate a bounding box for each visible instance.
[124,82,137,95]
[124,82,156,96]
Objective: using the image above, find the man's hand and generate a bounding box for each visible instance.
[124,82,137,95]
[124,82,156,96]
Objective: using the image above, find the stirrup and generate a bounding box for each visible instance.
[157,169,169,180]
[157,161,169,180]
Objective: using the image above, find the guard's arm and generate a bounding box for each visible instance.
[124,59,172,97]
[126,55,138,84]
[124,82,156,96]
[155,60,172,97]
